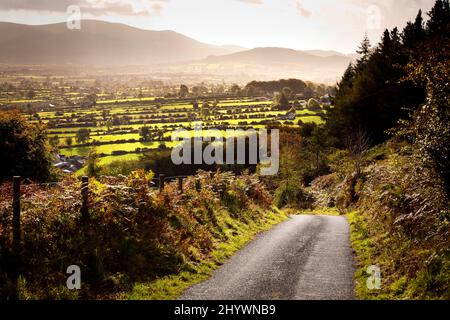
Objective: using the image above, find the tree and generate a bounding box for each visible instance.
[282,87,293,99]
[345,128,370,177]
[26,90,36,99]
[356,33,372,67]
[101,109,110,120]
[49,135,60,147]
[402,10,426,49]
[86,148,101,177]
[427,0,450,37]
[307,98,321,110]
[230,84,241,96]
[193,101,199,110]
[105,119,113,132]
[398,39,450,193]
[76,128,90,144]
[65,136,73,147]
[245,79,308,96]
[201,102,211,119]
[84,93,97,106]
[140,126,151,141]
[245,85,259,97]
[327,11,427,146]
[274,91,290,110]
[179,84,189,98]
[0,110,52,181]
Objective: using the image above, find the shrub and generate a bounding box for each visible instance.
[307,98,321,110]
[0,170,274,299]
[274,181,314,209]
[0,110,52,182]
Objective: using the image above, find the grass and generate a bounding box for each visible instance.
[296,207,342,216]
[218,101,270,107]
[348,210,450,300]
[97,97,157,104]
[125,207,289,300]
[298,116,324,124]
[74,153,142,177]
[60,141,179,157]
[347,210,378,300]
[36,97,324,163]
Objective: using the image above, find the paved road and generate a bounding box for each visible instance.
[182,215,356,300]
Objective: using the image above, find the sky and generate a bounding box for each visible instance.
[0,0,437,53]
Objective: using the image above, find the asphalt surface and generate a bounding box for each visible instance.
[182,215,356,300]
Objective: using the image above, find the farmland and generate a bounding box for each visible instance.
[0,73,332,171]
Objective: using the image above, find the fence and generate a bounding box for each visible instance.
[6,172,210,299]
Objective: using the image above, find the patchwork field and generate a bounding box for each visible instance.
[1,75,329,173]
[30,97,326,168]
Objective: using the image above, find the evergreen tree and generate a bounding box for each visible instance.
[0,110,52,181]
[355,33,372,68]
[402,10,426,49]
[427,0,450,37]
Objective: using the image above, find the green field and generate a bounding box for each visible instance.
[10,93,328,170]
[60,141,179,157]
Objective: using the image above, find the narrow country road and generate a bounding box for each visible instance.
[182,215,356,300]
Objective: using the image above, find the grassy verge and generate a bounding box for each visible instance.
[296,207,341,216]
[347,210,378,299]
[347,210,450,300]
[125,208,288,300]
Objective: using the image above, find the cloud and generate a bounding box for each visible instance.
[295,0,311,18]
[0,0,169,16]
[234,0,264,4]
[341,0,435,29]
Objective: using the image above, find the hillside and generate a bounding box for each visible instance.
[0,22,353,83]
[0,21,235,65]
[168,47,353,83]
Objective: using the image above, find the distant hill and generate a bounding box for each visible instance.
[219,45,248,53]
[0,21,234,65]
[0,21,352,83]
[168,47,353,84]
[304,50,347,58]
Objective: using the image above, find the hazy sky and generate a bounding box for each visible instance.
[0,0,437,53]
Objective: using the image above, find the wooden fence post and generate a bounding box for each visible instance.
[12,176,21,254]
[178,177,183,194]
[11,176,21,300]
[81,176,89,219]
[159,174,165,193]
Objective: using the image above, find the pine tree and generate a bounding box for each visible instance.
[402,10,426,49]
[340,63,355,86]
[427,0,450,37]
[356,33,372,66]
[414,10,426,41]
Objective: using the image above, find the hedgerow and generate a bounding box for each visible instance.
[0,170,274,299]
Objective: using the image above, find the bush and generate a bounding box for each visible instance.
[0,170,274,299]
[0,110,52,182]
[307,98,321,110]
[274,181,314,209]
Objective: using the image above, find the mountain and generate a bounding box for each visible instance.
[0,21,234,65]
[304,50,347,58]
[219,45,248,53]
[0,21,352,83]
[167,47,353,84]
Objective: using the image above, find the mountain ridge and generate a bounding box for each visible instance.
[0,20,235,65]
[0,21,353,82]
